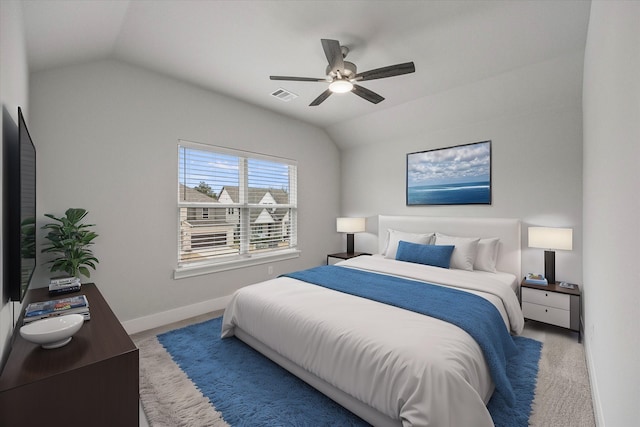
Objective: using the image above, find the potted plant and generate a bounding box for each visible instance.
[41,208,99,280]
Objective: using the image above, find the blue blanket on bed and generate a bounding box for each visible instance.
[283,265,519,406]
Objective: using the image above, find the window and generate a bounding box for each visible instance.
[176,141,298,277]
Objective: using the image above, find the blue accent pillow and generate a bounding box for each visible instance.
[395,241,455,269]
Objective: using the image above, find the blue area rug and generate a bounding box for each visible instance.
[157,317,541,427]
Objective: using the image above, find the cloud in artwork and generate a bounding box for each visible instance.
[408,142,490,186]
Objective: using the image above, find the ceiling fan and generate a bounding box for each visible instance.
[270,39,415,106]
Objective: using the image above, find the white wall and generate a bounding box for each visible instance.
[582,2,640,425]
[0,0,29,369]
[29,59,341,324]
[335,53,584,284]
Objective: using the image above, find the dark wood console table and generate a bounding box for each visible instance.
[0,284,139,426]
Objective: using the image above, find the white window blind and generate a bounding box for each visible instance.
[177,141,297,271]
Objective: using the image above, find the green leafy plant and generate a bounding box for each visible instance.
[41,208,99,279]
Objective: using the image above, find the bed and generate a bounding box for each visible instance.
[221,215,524,426]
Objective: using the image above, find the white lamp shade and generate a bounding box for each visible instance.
[337,217,366,233]
[528,227,573,250]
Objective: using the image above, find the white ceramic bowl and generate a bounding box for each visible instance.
[20,314,85,349]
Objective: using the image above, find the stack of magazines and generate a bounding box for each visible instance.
[48,276,81,295]
[23,295,90,324]
[524,273,548,285]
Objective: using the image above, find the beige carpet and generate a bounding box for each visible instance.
[134,314,596,427]
[523,323,596,427]
[138,335,228,427]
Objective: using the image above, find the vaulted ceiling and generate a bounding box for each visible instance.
[22,1,590,132]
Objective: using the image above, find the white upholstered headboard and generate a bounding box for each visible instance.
[378,215,521,279]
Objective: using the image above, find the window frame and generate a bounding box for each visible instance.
[174,140,299,279]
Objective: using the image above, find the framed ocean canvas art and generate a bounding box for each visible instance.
[406,141,492,206]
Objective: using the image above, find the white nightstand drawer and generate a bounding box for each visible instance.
[521,287,570,310]
[522,302,571,328]
[327,256,341,265]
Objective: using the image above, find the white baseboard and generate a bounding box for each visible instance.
[584,334,605,426]
[122,295,232,335]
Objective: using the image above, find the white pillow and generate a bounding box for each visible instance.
[434,233,480,271]
[474,237,500,273]
[384,229,434,259]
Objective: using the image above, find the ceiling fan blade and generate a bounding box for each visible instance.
[309,89,333,106]
[321,39,344,73]
[352,84,385,104]
[270,76,326,82]
[354,62,415,81]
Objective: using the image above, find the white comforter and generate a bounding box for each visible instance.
[221,256,524,427]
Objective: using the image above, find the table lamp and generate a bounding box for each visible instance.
[336,217,366,254]
[528,226,573,284]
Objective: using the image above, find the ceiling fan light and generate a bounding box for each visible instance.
[329,79,353,93]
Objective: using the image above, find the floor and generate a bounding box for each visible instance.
[519,318,578,342]
[140,401,149,427]
[136,315,589,427]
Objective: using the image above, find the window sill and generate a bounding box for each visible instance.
[174,249,301,279]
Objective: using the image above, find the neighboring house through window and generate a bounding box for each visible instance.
[176,141,298,277]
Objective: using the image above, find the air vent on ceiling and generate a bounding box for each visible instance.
[271,88,298,102]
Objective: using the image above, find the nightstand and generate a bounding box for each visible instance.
[520,279,582,342]
[327,252,370,265]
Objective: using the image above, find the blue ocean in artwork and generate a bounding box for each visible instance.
[408,181,491,205]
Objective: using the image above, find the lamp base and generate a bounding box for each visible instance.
[544,250,556,284]
[346,234,355,254]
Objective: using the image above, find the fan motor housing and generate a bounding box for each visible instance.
[326,61,357,80]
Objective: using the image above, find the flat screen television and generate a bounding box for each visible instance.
[3,106,36,302]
